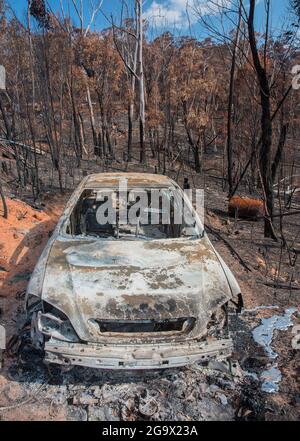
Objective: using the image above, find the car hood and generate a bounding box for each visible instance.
[41,236,235,343]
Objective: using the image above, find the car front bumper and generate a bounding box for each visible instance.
[44,338,233,370]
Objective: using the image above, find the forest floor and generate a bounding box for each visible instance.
[0,160,299,421]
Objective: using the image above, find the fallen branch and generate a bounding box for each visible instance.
[0,137,46,155]
[257,280,300,291]
[0,383,44,412]
[205,224,252,272]
[0,396,34,412]
[256,210,300,220]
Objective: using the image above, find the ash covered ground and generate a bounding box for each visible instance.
[0,172,299,421]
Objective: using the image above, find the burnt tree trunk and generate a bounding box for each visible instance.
[137,0,146,163]
[272,123,288,182]
[247,0,276,240]
[128,102,134,162]
[86,82,98,153]
[227,1,242,196]
[0,176,8,219]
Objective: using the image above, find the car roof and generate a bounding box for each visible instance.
[84,173,179,189]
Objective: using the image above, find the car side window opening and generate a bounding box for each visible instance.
[65,188,200,240]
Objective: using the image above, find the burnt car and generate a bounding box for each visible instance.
[25,173,242,370]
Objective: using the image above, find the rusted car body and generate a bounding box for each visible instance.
[26,173,242,370]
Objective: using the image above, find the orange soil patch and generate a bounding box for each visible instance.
[0,196,65,298]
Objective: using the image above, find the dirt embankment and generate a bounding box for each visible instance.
[1,198,55,298]
[0,195,68,298]
[0,194,68,351]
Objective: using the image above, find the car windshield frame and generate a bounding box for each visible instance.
[60,186,205,241]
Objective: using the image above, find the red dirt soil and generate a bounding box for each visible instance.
[0,196,66,299]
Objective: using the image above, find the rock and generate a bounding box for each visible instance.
[217,393,228,406]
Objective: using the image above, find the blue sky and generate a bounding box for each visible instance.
[7,0,294,38]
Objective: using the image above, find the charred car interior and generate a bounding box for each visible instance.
[66,188,200,240]
[25,173,242,370]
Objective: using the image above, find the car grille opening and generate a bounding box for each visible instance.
[95,317,195,335]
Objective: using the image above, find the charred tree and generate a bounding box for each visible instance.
[227,1,242,196]
[0,176,7,219]
[247,0,276,240]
